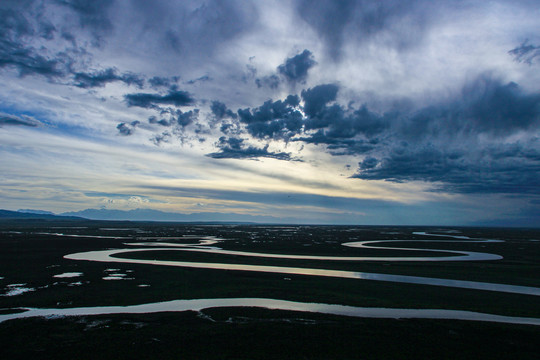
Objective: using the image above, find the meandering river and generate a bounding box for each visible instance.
[4,231,539,325]
[2,298,539,326]
[64,232,540,296]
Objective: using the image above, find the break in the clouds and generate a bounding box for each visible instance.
[0,0,539,226]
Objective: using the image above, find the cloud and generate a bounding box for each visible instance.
[129,0,258,59]
[352,141,540,194]
[0,113,42,127]
[148,76,180,89]
[148,108,199,129]
[209,73,540,195]
[148,116,171,127]
[255,74,280,89]
[0,5,66,78]
[73,68,144,88]
[295,0,426,59]
[116,120,139,136]
[210,101,237,120]
[301,84,339,118]
[185,75,211,85]
[237,95,302,140]
[255,49,317,89]
[55,0,115,45]
[177,109,199,127]
[509,40,540,65]
[206,136,292,160]
[277,49,317,84]
[346,76,540,194]
[124,89,195,108]
[151,131,172,146]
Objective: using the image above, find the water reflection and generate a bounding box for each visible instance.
[65,247,540,296]
[1,298,539,326]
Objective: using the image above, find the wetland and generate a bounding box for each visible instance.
[1,220,539,359]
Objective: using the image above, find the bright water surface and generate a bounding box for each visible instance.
[1,298,539,326]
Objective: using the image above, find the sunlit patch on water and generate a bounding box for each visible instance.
[102,273,134,281]
[1,284,35,296]
[53,272,83,278]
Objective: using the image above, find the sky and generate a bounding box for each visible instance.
[0,0,539,226]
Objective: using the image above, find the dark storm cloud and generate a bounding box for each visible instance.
[295,0,427,59]
[359,156,378,170]
[464,79,540,133]
[397,76,540,138]
[0,44,65,78]
[352,142,540,194]
[348,76,540,194]
[299,76,540,155]
[255,49,316,89]
[124,90,195,108]
[0,3,66,78]
[509,40,540,65]
[210,101,237,120]
[255,75,280,89]
[0,113,41,127]
[229,83,387,146]
[73,68,144,88]
[206,136,292,160]
[0,0,119,81]
[212,73,540,195]
[55,0,115,44]
[295,0,355,59]
[237,95,303,139]
[177,109,199,127]
[131,0,258,58]
[301,84,339,118]
[148,76,180,89]
[277,50,316,84]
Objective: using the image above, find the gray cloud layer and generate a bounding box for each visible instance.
[1,0,539,225]
[208,74,540,195]
[295,0,428,59]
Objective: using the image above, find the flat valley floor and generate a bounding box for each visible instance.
[0,220,539,359]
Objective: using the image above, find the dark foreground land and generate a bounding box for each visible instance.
[0,220,539,359]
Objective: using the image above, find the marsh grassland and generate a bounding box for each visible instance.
[0,220,539,359]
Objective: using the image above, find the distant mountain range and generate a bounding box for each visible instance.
[0,208,282,224]
[0,209,82,220]
[60,208,281,223]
